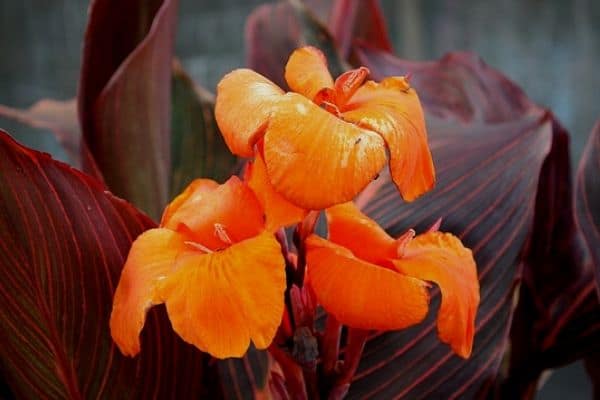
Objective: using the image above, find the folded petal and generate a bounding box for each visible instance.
[343,77,435,201]
[163,176,265,250]
[245,151,307,231]
[110,228,189,356]
[306,235,429,330]
[156,232,286,358]
[263,93,387,210]
[160,178,218,227]
[215,69,284,157]
[284,46,334,100]
[326,202,398,265]
[392,232,479,358]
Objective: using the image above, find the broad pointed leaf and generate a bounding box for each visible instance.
[78,0,178,219]
[170,61,237,196]
[0,130,214,398]
[245,0,345,90]
[575,121,600,294]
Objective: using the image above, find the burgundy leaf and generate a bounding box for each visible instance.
[78,0,178,219]
[325,0,393,59]
[499,120,600,398]
[245,0,345,90]
[170,61,237,196]
[350,56,550,400]
[575,121,600,294]
[0,130,215,398]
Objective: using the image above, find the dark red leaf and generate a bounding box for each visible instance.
[499,120,600,398]
[348,46,553,398]
[0,130,215,398]
[245,0,345,90]
[325,0,393,59]
[575,121,600,294]
[78,0,178,219]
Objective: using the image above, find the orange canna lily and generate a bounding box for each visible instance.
[215,46,435,210]
[305,202,479,358]
[110,177,286,359]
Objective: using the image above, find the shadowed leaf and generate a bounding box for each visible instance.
[0,130,217,398]
[575,121,600,294]
[78,0,178,220]
[170,61,237,196]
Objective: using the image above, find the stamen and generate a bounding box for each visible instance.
[184,241,213,253]
[214,223,233,244]
[395,229,416,258]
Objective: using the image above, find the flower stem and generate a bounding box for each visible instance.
[332,328,369,396]
[269,344,308,400]
[322,315,342,376]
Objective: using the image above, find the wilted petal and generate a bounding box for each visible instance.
[163,176,265,250]
[110,228,188,356]
[285,46,334,100]
[245,150,307,231]
[263,93,387,210]
[157,232,286,358]
[215,69,284,157]
[306,235,429,330]
[392,231,479,358]
[343,77,435,201]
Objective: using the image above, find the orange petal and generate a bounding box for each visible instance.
[306,235,429,330]
[392,231,479,358]
[343,77,435,201]
[160,179,219,227]
[163,176,265,250]
[245,151,307,231]
[285,46,334,100]
[263,93,387,210]
[215,69,284,157]
[326,202,399,265]
[110,228,189,356]
[156,232,286,358]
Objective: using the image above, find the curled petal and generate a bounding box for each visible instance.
[157,232,286,358]
[393,232,479,358]
[285,46,334,100]
[343,77,435,201]
[215,69,284,157]
[160,178,218,227]
[245,151,307,231]
[163,176,265,250]
[306,235,429,330]
[110,228,189,356]
[326,202,398,265]
[263,93,387,210]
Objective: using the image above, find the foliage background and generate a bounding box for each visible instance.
[0,0,598,398]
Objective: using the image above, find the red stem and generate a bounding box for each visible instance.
[269,344,308,400]
[337,328,370,385]
[322,315,342,376]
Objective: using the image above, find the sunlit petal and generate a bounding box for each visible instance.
[157,232,286,358]
[392,231,479,358]
[285,46,334,100]
[215,68,284,157]
[263,93,387,210]
[110,228,188,356]
[306,235,429,330]
[164,176,265,250]
[245,151,307,231]
[343,77,435,201]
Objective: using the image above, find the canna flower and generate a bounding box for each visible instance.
[110,177,286,359]
[215,46,435,210]
[305,202,479,358]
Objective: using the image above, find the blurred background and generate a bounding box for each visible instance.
[0,0,597,398]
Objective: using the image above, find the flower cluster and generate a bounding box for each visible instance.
[110,46,479,364]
